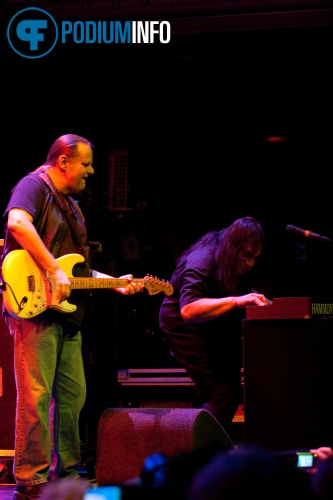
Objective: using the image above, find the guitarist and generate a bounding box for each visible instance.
[1,134,142,500]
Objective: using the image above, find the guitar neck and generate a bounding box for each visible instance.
[70,277,142,290]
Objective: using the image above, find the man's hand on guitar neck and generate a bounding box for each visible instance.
[117,274,143,295]
[93,270,143,295]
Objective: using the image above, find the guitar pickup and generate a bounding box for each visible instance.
[27,275,35,292]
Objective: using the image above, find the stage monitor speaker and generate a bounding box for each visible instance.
[0,296,16,451]
[243,317,333,452]
[95,407,234,485]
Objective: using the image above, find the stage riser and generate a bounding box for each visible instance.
[0,297,16,453]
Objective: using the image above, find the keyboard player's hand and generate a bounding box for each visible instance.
[236,292,272,308]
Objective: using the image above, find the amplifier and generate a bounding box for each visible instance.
[118,368,194,386]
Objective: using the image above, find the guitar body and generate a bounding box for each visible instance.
[2,250,85,319]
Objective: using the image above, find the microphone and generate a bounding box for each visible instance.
[286,225,333,242]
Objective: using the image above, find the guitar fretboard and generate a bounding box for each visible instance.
[70,277,143,289]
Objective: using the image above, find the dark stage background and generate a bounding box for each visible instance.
[1,5,333,285]
[1,2,333,450]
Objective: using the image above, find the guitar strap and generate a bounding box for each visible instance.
[38,172,90,263]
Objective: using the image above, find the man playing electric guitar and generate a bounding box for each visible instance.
[1,250,173,320]
[1,134,143,500]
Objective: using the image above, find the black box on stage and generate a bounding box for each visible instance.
[242,316,333,452]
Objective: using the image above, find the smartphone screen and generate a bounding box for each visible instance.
[296,452,314,468]
[84,485,122,500]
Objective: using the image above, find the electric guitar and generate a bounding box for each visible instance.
[1,249,174,320]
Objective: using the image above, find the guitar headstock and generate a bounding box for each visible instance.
[143,275,174,296]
